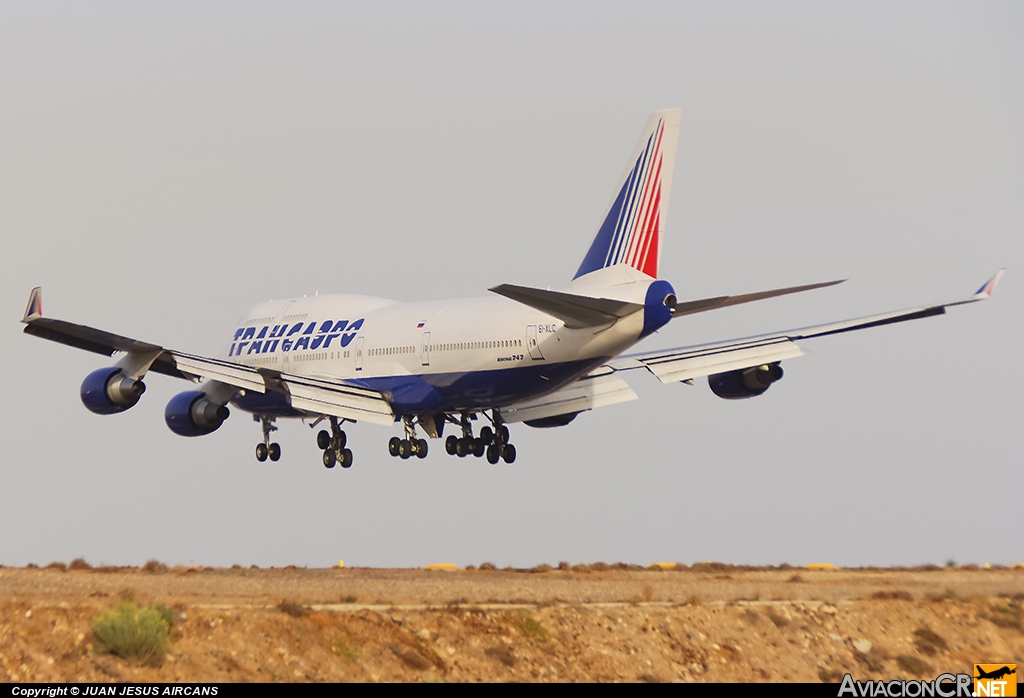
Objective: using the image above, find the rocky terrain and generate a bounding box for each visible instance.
[1,564,1021,682]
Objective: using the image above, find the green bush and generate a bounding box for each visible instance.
[92,603,170,666]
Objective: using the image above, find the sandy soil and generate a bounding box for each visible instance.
[1,564,1022,683]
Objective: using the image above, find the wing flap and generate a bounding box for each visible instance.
[624,339,804,384]
[502,369,638,423]
[278,373,395,425]
[171,353,266,393]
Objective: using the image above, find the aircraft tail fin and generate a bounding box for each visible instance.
[575,108,681,281]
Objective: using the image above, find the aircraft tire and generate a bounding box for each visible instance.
[445,435,458,455]
[256,443,269,462]
[455,438,469,458]
[323,449,337,468]
[340,448,353,468]
[337,430,347,449]
[317,430,331,450]
[486,444,500,465]
[502,443,516,464]
[479,426,493,445]
[399,439,412,459]
[415,439,428,458]
[388,436,402,457]
[472,438,485,458]
[268,443,281,462]
[497,425,510,443]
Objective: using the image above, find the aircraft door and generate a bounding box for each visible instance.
[355,336,364,371]
[421,332,431,366]
[526,325,544,360]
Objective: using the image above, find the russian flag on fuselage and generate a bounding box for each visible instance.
[575,108,681,280]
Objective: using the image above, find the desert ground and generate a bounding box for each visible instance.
[1,563,1022,683]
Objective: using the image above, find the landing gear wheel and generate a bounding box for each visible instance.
[268,443,281,462]
[502,443,516,464]
[323,449,337,468]
[445,435,458,455]
[340,448,353,468]
[399,439,412,459]
[415,439,428,459]
[486,444,500,465]
[479,426,493,445]
[335,430,347,449]
[317,430,331,450]
[472,438,485,458]
[389,436,402,457]
[497,425,510,443]
[256,443,268,462]
[455,438,469,458]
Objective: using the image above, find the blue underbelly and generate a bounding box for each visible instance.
[231,358,606,418]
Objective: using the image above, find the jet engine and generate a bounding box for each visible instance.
[164,390,230,437]
[80,367,146,415]
[708,363,784,400]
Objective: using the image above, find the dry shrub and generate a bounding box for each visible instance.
[46,562,67,571]
[479,562,497,571]
[69,558,92,571]
[530,564,553,573]
[642,585,654,602]
[787,574,804,583]
[143,560,168,574]
[518,614,550,643]
[484,646,516,667]
[591,562,609,572]
[896,655,932,675]
[872,590,913,601]
[557,561,571,571]
[912,627,947,656]
[26,563,39,569]
[686,594,702,607]
[332,633,358,661]
[92,603,170,667]
[572,564,592,573]
[277,600,307,618]
[341,595,358,603]
[118,588,136,602]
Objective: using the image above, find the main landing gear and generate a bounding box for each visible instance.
[254,415,281,462]
[317,416,353,469]
[444,412,516,464]
[388,416,428,460]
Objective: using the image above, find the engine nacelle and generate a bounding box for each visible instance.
[80,367,146,415]
[165,390,230,437]
[708,363,784,400]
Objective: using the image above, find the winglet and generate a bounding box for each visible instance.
[974,269,1004,299]
[22,287,42,323]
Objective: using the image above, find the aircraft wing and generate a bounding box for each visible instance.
[21,287,394,421]
[607,270,1004,385]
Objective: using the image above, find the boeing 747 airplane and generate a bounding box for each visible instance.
[21,109,1002,469]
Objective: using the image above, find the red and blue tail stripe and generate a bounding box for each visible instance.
[575,109,680,280]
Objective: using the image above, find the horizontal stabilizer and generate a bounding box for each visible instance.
[489,284,642,329]
[670,280,844,318]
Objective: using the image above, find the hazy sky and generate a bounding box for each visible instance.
[1,2,1021,569]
